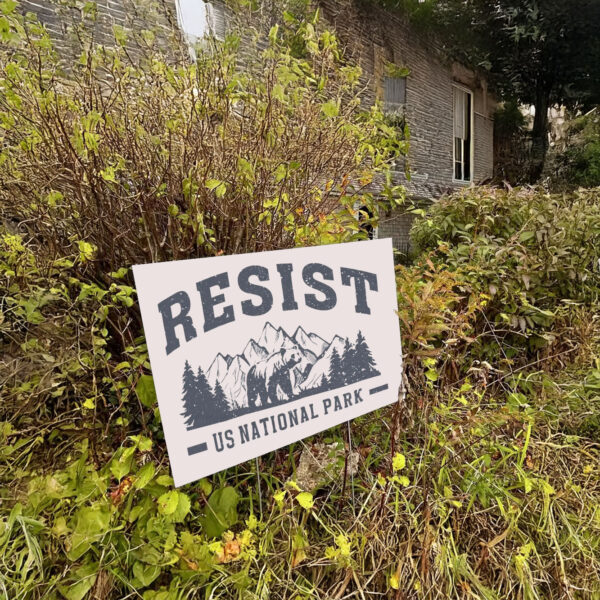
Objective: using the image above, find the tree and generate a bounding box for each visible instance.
[341,338,356,384]
[328,348,345,388]
[353,331,379,380]
[320,374,330,392]
[211,380,231,423]
[193,367,214,426]
[379,0,600,181]
[181,361,201,430]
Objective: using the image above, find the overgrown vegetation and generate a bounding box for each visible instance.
[553,108,600,189]
[1,2,599,599]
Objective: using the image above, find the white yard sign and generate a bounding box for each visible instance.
[133,239,402,487]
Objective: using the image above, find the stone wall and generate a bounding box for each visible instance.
[317,1,495,250]
[19,0,180,62]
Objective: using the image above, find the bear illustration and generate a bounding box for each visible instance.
[247,346,303,407]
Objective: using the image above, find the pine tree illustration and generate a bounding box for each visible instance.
[320,374,329,392]
[182,361,202,429]
[191,366,213,429]
[328,347,344,388]
[353,331,380,380]
[341,337,355,384]
[212,380,230,423]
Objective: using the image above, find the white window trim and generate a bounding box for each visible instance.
[452,83,475,184]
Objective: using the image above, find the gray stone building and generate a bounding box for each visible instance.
[19,0,495,252]
[315,1,495,250]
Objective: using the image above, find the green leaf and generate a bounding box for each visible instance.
[157,491,179,515]
[136,375,157,408]
[198,478,212,496]
[274,164,287,183]
[519,230,535,242]
[1,1,18,15]
[110,446,135,480]
[134,462,155,490]
[199,486,239,538]
[77,240,96,262]
[82,398,95,410]
[132,561,161,587]
[392,452,406,471]
[268,24,279,45]
[59,562,98,600]
[169,491,191,523]
[100,166,116,182]
[67,507,110,560]
[425,368,438,382]
[206,179,227,198]
[321,100,339,118]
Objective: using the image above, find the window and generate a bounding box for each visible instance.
[453,86,473,182]
[175,0,226,45]
[356,205,378,240]
[383,76,407,113]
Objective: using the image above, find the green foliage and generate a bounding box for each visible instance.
[557,109,600,188]
[411,186,600,358]
[2,184,600,596]
[0,0,407,274]
[199,487,240,538]
[376,0,600,180]
[1,1,600,598]
[0,1,409,596]
[494,101,527,139]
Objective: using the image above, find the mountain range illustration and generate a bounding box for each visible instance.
[181,322,380,430]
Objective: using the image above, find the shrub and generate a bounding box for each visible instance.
[0,7,408,595]
[411,186,600,357]
[0,3,406,279]
[0,1,407,436]
[558,108,600,188]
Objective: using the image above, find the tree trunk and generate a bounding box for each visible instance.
[529,89,550,182]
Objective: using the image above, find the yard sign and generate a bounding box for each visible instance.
[133,239,402,487]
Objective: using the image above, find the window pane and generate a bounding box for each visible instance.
[176,0,207,39]
[453,88,466,139]
[463,139,471,181]
[384,76,406,112]
[453,87,473,181]
[454,137,462,161]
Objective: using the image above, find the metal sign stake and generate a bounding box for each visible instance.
[347,420,356,514]
[255,456,263,519]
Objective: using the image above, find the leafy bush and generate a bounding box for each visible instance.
[0,4,405,277]
[557,108,600,188]
[1,2,599,599]
[411,186,600,357]
[0,0,406,472]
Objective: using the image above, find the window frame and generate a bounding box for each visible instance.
[452,83,474,184]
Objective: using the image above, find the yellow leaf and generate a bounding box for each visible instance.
[296,492,314,510]
[392,453,406,471]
